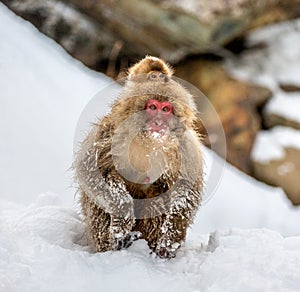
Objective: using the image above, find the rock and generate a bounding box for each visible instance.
[0,0,118,69]
[263,89,300,130]
[261,103,300,204]
[248,0,300,30]
[253,147,300,205]
[265,113,300,130]
[252,126,300,205]
[280,83,300,92]
[176,59,272,174]
[2,0,300,68]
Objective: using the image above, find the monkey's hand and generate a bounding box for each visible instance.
[75,143,135,251]
[105,176,135,251]
[154,180,201,259]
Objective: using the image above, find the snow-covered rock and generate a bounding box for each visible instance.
[226,18,300,205]
[251,127,300,204]
[225,19,300,130]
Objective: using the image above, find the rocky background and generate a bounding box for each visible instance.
[2,0,300,204]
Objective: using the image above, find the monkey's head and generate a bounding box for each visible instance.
[111,56,199,138]
[108,56,203,186]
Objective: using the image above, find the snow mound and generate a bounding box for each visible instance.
[1,193,300,292]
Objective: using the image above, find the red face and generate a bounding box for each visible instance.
[145,99,173,134]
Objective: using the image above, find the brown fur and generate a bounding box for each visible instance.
[74,56,203,258]
[128,56,173,80]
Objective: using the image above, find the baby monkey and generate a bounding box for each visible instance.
[75,56,203,258]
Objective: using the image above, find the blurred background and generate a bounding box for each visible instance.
[1,0,300,206]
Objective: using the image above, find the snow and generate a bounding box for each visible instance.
[1,195,300,292]
[252,126,300,163]
[1,3,300,291]
[225,18,300,126]
[266,91,300,124]
[0,3,110,205]
[198,148,300,237]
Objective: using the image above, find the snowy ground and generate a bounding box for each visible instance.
[1,3,300,291]
[2,194,300,292]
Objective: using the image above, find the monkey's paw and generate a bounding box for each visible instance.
[115,232,142,250]
[154,242,181,259]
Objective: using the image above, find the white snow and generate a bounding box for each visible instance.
[266,91,300,124]
[252,126,300,163]
[1,3,300,291]
[225,18,300,127]
[0,3,110,205]
[1,194,300,292]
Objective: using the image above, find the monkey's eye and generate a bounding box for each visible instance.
[150,73,157,79]
[149,104,157,110]
[162,106,171,112]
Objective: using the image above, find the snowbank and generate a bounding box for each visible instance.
[0,3,109,205]
[197,148,300,237]
[1,193,300,292]
[1,3,300,291]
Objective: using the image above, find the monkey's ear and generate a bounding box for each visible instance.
[128,56,173,80]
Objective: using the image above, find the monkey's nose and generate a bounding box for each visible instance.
[154,119,163,126]
[149,118,167,134]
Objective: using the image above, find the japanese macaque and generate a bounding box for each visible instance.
[74,56,203,258]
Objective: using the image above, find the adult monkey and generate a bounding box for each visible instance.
[75,56,203,258]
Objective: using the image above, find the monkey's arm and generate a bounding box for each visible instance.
[75,127,135,251]
[145,179,201,258]
[143,130,203,258]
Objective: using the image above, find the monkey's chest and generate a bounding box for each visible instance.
[124,141,180,200]
[128,137,178,180]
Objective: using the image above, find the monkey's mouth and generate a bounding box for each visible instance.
[147,119,168,135]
